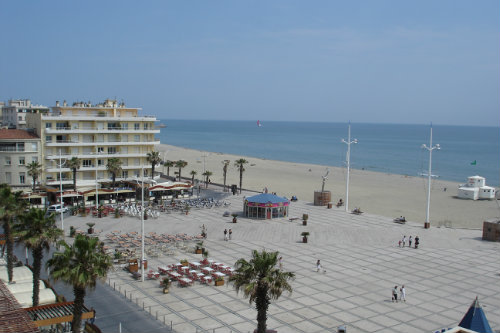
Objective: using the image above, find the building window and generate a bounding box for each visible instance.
[97,147,104,153]
[19,157,25,165]
[5,172,11,183]
[134,123,140,130]
[32,156,38,163]
[82,159,92,167]
[46,136,52,142]
[5,157,11,165]
[98,159,103,166]
[134,135,140,142]
[143,123,148,130]
[108,147,117,154]
[18,116,22,121]
[122,170,128,178]
[121,123,128,130]
[46,122,53,128]
[31,143,37,151]
[19,172,25,184]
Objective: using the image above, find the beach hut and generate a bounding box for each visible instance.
[244,193,289,219]
[457,176,496,200]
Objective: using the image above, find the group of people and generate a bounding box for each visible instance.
[398,235,420,248]
[392,285,406,303]
[223,228,233,241]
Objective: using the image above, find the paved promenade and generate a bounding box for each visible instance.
[67,189,500,333]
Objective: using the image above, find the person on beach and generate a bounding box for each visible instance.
[402,235,407,247]
[392,286,398,302]
[414,236,420,249]
[228,229,232,240]
[316,260,325,272]
[400,285,406,302]
[398,240,402,247]
[223,229,228,241]
[408,236,413,248]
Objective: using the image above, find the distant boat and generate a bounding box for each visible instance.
[157,123,167,128]
[257,120,262,127]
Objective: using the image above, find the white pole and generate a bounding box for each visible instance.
[342,123,357,212]
[422,125,440,228]
[58,149,64,231]
[141,165,145,282]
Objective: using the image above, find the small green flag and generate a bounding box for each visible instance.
[471,160,477,165]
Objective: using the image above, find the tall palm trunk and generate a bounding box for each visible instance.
[178,167,182,181]
[32,175,37,191]
[4,221,14,283]
[72,286,86,333]
[151,164,155,180]
[256,283,270,333]
[72,169,77,191]
[32,246,43,306]
[239,170,244,194]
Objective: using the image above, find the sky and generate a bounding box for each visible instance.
[1,1,498,126]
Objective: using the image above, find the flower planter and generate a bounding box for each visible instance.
[181,262,189,267]
[163,287,169,294]
[302,220,307,226]
[88,228,94,234]
[233,217,237,223]
[302,236,308,243]
[195,248,203,254]
[215,280,224,286]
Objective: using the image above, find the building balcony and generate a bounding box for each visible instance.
[44,152,149,160]
[45,140,160,147]
[42,115,157,121]
[45,127,160,134]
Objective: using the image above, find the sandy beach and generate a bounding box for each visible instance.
[157,144,499,229]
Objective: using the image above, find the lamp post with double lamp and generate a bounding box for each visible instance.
[57,149,65,231]
[141,166,145,282]
[341,123,357,212]
[421,125,440,229]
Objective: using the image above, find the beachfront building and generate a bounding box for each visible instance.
[457,176,496,200]
[0,129,42,192]
[1,99,49,129]
[243,193,289,219]
[25,99,160,203]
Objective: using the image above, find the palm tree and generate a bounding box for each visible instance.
[175,160,188,181]
[229,250,295,333]
[0,184,27,282]
[47,234,111,333]
[146,151,162,180]
[26,161,42,191]
[14,208,62,306]
[164,160,174,178]
[222,160,230,192]
[106,157,123,189]
[190,170,197,184]
[234,158,248,194]
[66,157,81,192]
[202,171,213,189]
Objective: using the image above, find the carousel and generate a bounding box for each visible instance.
[244,193,289,219]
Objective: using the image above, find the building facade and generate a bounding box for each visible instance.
[0,129,42,191]
[1,99,49,129]
[26,99,160,192]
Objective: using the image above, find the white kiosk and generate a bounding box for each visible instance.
[457,175,496,200]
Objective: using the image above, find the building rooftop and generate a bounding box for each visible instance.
[0,129,39,140]
[0,280,39,333]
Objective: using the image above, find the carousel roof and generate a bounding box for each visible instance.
[246,193,289,203]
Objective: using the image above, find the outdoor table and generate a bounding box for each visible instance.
[180,266,190,274]
[211,262,221,269]
[178,277,193,287]
[158,266,169,275]
[168,271,181,280]
[200,275,212,284]
[219,265,230,272]
[202,267,214,275]
[212,271,226,279]
[190,261,201,269]
[225,268,235,276]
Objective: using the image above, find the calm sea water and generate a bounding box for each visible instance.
[157,120,500,185]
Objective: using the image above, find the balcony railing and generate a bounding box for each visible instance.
[0,147,25,152]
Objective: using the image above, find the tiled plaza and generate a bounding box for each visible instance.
[79,190,500,333]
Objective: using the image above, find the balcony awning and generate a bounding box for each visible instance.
[25,301,93,327]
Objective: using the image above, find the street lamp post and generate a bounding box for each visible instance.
[422,125,440,229]
[341,123,357,212]
[141,166,145,282]
[58,149,65,231]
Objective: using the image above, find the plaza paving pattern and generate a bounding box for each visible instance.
[78,191,500,333]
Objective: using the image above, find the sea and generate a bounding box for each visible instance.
[157,120,500,185]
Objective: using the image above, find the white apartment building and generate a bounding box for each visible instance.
[0,129,42,191]
[26,99,160,191]
[1,99,49,129]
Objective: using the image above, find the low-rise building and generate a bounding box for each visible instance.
[0,129,41,192]
[1,99,49,129]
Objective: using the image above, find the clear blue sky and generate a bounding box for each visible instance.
[1,1,498,126]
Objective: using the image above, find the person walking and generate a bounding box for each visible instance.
[392,286,398,302]
[402,235,407,247]
[90,307,96,324]
[400,285,406,302]
[415,236,420,249]
[316,259,325,273]
[278,256,283,270]
[223,229,228,241]
[408,236,413,248]
[228,229,232,240]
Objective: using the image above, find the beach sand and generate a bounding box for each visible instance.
[157,144,499,229]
